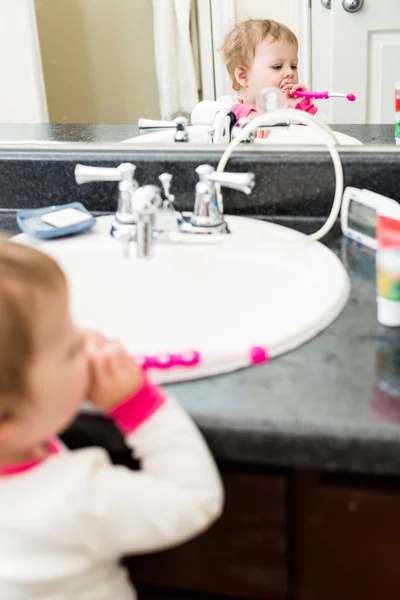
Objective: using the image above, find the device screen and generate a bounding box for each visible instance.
[347,198,377,239]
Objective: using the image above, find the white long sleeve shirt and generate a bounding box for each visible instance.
[0,378,224,600]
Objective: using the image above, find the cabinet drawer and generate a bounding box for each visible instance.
[295,473,400,600]
[316,482,400,600]
[126,471,288,600]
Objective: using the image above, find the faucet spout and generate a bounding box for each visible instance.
[209,109,237,144]
[133,185,162,258]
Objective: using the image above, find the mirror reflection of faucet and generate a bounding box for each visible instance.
[138,90,290,146]
[138,107,287,146]
[138,116,189,143]
[133,87,361,147]
[74,163,255,259]
[138,110,238,145]
[207,108,237,144]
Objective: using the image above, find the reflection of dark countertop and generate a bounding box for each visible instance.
[334,124,396,145]
[0,123,395,145]
[4,212,400,475]
[0,124,141,144]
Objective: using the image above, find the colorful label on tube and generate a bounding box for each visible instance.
[396,83,400,141]
[377,215,400,302]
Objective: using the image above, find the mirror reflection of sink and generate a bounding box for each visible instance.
[13,214,349,384]
[122,124,362,146]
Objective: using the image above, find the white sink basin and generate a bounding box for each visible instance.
[123,124,362,146]
[13,215,350,383]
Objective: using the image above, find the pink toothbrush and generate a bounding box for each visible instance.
[135,351,201,370]
[292,90,356,102]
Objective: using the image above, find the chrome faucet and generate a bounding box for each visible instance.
[138,116,189,143]
[179,164,255,234]
[75,162,142,257]
[238,118,256,143]
[208,109,237,144]
[133,185,162,258]
[139,110,238,145]
[74,162,255,258]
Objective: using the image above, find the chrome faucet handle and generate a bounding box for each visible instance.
[238,118,255,144]
[157,173,182,233]
[74,162,137,185]
[195,164,215,183]
[138,118,177,129]
[75,164,120,184]
[173,117,189,143]
[158,173,175,204]
[74,163,139,230]
[138,116,189,143]
[195,164,255,195]
[206,171,255,195]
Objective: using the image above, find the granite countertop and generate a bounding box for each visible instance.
[0,123,395,145]
[4,212,400,475]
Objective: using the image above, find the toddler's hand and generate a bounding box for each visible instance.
[86,339,143,411]
[247,110,271,139]
[81,328,108,348]
[281,83,308,109]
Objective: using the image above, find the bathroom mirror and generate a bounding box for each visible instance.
[0,0,398,148]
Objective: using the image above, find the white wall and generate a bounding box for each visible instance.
[0,0,48,123]
[210,0,297,98]
[235,0,294,28]
[234,0,309,87]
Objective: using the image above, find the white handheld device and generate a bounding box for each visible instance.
[341,187,400,250]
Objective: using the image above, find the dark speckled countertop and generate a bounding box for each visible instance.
[3,211,400,475]
[0,123,395,145]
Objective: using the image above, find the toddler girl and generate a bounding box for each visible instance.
[222,19,317,137]
[0,241,224,600]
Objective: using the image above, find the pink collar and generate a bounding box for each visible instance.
[0,439,62,477]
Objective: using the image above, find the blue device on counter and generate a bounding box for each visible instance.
[17,202,96,239]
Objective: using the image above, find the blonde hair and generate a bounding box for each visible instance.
[0,240,65,401]
[221,19,298,92]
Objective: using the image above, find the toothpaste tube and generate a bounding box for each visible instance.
[377,201,400,326]
[396,82,400,144]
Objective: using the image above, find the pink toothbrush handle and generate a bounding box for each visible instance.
[292,90,356,102]
[134,351,201,370]
[292,90,329,100]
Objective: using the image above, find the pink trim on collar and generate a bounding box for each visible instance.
[0,438,62,477]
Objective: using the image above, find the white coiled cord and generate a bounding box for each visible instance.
[216,108,344,243]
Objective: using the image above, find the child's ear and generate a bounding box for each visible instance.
[234,66,248,89]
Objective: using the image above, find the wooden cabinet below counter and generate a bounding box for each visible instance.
[126,468,288,600]
[295,471,400,600]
